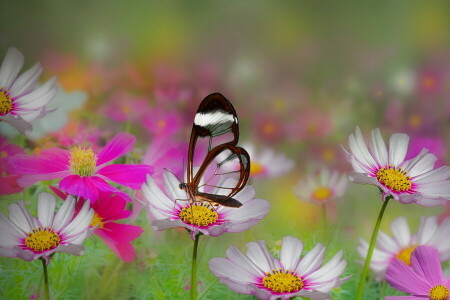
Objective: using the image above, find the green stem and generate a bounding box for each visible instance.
[190,233,200,300]
[41,259,50,300]
[355,196,391,300]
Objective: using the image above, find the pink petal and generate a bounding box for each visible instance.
[95,222,143,262]
[96,133,135,166]
[410,245,444,286]
[0,175,23,195]
[97,164,154,189]
[89,176,132,202]
[59,175,99,202]
[93,192,131,221]
[385,258,430,295]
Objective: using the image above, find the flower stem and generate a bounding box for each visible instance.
[355,196,391,300]
[190,233,200,300]
[41,258,50,300]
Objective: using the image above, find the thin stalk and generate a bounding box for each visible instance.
[355,196,391,300]
[190,233,200,300]
[41,259,50,300]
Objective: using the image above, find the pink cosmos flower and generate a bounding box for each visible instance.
[51,187,143,262]
[209,236,347,300]
[140,171,270,240]
[9,132,154,202]
[0,48,57,133]
[100,91,150,122]
[0,136,25,195]
[0,192,93,264]
[385,245,450,300]
[141,108,183,137]
[344,127,450,206]
[358,216,450,280]
[406,135,446,168]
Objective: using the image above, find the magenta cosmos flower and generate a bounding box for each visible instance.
[9,132,154,202]
[0,136,25,195]
[141,171,270,240]
[385,245,450,300]
[358,216,450,280]
[344,127,450,206]
[0,47,57,133]
[0,193,93,264]
[51,187,143,262]
[209,236,347,300]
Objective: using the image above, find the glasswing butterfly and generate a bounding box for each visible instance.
[179,93,250,208]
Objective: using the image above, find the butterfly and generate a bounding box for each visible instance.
[179,93,250,208]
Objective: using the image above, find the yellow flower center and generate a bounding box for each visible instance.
[0,88,13,116]
[312,186,333,202]
[429,285,449,300]
[376,165,412,192]
[90,212,104,229]
[25,227,61,252]
[69,146,97,177]
[396,245,416,266]
[262,269,304,294]
[250,162,265,176]
[179,202,218,227]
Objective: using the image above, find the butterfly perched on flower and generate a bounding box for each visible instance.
[179,93,250,208]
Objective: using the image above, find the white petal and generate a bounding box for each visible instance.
[52,195,76,232]
[8,201,34,232]
[388,133,409,166]
[279,236,303,271]
[9,63,42,97]
[0,48,24,89]
[415,216,438,245]
[61,200,93,237]
[246,240,275,272]
[369,128,388,166]
[37,193,56,228]
[225,246,265,277]
[414,166,450,184]
[296,243,325,275]
[14,77,57,109]
[348,127,377,173]
[390,217,411,248]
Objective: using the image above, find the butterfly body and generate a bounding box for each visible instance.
[182,93,250,208]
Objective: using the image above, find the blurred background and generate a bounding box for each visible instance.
[1,1,450,299]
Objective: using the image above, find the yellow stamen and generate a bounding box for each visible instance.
[69,146,97,177]
[376,165,412,192]
[0,89,12,116]
[429,285,449,300]
[396,245,416,266]
[90,212,104,229]
[250,162,265,176]
[179,203,218,227]
[312,187,333,202]
[25,227,61,252]
[262,269,304,293]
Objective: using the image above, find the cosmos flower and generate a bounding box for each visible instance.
[0,136,25,195]
[209,236,347,300]
[140,171,270,240]
[385,245,450,300]
[344,127,450,206]
[9,132,154,202]
[51,188,143,262]
[0,192,93,264]
[243,143,294,179]
[357,216,450,280]
[100,90,149,122]
[293,169,347,205]
[141,107,183,137]
[0,47,57,133]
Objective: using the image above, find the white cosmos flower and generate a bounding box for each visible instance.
[0,47,57,133]
[0,193,93,264]
[243,143,294,179]
[141,171,270,240]
[344,127,450,206]
[357,216,450,280]
[209,236,348,300]
[294,168,348,205]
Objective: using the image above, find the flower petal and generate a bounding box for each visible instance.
[0,48,24,89]
[96,164,154,189]
[96,133,135,166]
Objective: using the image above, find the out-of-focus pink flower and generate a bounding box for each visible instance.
[100,91,150,122]
[406,135,447,167]
[253,113,286,144]
[0,193,93,264]
[286,109,332,142]
[0,137,25,195]
[243,142,294,179]
[416,66,444,96]
[51,187,143,262]
[385,245,450,299]
[141,171,270,240]
[141,108,183,137]
[9,132,154,202]
[50,122,102,151]
[0,48,57,133]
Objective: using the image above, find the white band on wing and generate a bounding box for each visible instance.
[194,111,237,127]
